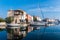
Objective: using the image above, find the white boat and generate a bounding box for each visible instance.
[7,23,28,28]
[30,21,47,26]
[7,24,20,27]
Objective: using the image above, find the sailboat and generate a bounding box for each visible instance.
[30,2,47,26]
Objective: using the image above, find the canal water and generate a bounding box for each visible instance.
[0,30,7,40]
[0,25,60,40]
[23,25,60,40]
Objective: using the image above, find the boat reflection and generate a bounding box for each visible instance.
[7,25,39,40]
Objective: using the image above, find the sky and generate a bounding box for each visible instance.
[0,0,60,19]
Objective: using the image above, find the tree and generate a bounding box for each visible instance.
[0,18,5,22]
[5,17,14,23]
[33,16,37,21]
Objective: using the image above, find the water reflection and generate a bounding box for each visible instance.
[7,25,36,40]
[7,25,52,40]
[1,25,60,40]
[0,29,7,40]
[23,25,60,40]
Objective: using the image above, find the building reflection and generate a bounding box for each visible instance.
[7,25,37,40]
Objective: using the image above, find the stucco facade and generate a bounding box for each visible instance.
[7,10,27,24]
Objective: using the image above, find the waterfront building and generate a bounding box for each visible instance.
[7,9,14,17]
[26,14,33,23]
[43,18,54,22]
[36,16,42,21]
[43,18,59,26]
[33,16,41,21]
[47,19,56,22]
[7,9,27,24]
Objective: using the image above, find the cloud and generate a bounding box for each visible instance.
[28,6,60,12]
[28,8,41,12]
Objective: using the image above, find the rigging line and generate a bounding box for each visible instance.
[37,1,44,19]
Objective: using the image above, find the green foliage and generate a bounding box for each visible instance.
[5,17,14,23]
[0,18,5,22]
[33,16,37,21]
